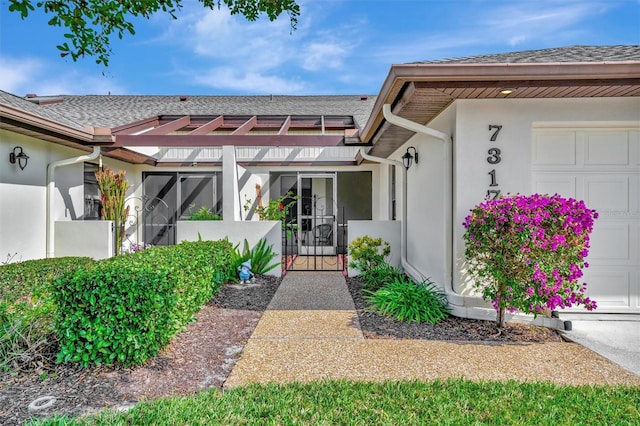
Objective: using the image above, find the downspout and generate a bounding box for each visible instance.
[46,146,101,258]
[380,104,463,306]
[357,149,409,265]
[366,105,564,328]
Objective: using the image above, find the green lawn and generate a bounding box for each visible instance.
[32,379,640,425]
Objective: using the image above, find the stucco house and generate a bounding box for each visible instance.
[2,45,639,322]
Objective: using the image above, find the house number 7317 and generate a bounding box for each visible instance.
[486,125,502,200]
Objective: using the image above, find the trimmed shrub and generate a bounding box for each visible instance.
[54,239,235,367]
[348,235,391,275]
[366,276,451,324]
[0,257,93,371]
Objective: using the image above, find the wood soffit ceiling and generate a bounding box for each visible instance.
[365,62,640,158]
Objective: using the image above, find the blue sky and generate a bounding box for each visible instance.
[1,0,639,96]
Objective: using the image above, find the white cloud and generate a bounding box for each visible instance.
[0,57,42,95]
[193,67,306,94]
[178,6,295,71]
[0,55,126,96]
[150,2,360,93]
[482,1,609,41]
[302,42,348,71]
[509,35,527,46]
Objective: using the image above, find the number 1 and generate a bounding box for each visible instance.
[488,169,498,187]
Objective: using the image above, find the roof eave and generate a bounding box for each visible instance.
[360,61,640,142]
[0,104,113,145]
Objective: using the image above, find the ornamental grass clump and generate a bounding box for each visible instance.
[366,275,451,324]
[186,206,222,221]
[462,193,598,328]
[362,262,405,291]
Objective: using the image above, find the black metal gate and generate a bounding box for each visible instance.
[283,194,347,272]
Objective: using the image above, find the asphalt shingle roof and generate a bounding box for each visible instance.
[0,91,82,128]
[3,93,377,131]
[417,45,640,64]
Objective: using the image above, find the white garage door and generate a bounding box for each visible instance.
[532,126,639,313]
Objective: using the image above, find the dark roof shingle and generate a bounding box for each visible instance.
[416,45,640,64]
[5,94,377,130]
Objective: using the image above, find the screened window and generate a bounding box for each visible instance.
[83,163,101,220]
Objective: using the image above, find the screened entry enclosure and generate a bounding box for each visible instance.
[142,172,222,245]
[270,171,372,271]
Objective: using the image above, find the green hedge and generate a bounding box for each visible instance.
[0,256,94,319]
[0,257,94,370]
[54,240,235,367]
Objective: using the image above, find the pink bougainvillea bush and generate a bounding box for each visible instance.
[462,193,598,327]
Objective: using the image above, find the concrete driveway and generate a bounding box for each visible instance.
[560,314,640,377]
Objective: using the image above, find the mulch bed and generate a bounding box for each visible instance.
[0,276,280,426]
[1,274,562,425]
[346,277,563,343]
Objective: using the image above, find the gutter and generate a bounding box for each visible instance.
[46,146,101,258]
[0,104,98,143]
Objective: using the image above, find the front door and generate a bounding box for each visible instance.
[298,174,337,255]
[142,173,177,246]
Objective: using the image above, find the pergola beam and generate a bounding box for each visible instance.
[143,115,191,135]
[187,116,224,135]
[111,116,160,135]
[111,134,346,147]
[278,116,292,135]
[231,115,257,135]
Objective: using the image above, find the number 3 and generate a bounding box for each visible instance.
[487,148,501,164]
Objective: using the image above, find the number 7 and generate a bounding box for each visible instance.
[487,189,501,200]
[488,125,502,141]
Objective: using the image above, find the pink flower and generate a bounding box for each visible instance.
[463,193,598,319]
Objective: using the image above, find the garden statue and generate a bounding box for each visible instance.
[238,259,255,284]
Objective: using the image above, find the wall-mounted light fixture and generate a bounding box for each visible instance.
[499,88,515,95]
[9,146,29,170]
[402,146,418,170]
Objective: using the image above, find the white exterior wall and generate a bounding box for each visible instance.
[1,130,50,261]
[387,104,456,289]
[0,128,139,261]
[55,220,114,259]
[453,97,640,296]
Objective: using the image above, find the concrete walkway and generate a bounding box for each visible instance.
[223,272,640,387]
[560,315,640,377]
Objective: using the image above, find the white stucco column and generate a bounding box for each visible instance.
[222,145,240,221]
